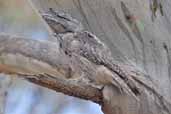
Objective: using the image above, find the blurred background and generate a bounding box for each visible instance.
[0,0,102,114]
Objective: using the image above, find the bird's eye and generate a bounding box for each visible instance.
[86,32,94,38]
[87,33,91,37]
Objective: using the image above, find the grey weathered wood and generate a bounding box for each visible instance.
[1,31,170,114]
[0,34,103,104]
[0,0,170,114]
[28,0,171,91]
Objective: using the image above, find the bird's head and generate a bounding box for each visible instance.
[41,8,83,34]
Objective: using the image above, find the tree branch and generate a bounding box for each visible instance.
[0,34,102,104]
[19,73,102,104]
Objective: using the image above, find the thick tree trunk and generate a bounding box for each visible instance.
[27,0,171,113]
[0,0,171,114]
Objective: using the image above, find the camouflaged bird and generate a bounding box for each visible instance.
[41,8,140,98]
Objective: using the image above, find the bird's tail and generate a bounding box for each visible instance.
[111,72,139,101]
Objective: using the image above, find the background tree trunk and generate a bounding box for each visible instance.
[28,0,171,114]
[29,1,171,100]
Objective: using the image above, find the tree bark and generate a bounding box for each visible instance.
[0,0,171,114]
[0,34,102,104]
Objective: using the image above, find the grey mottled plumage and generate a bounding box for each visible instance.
[41,8,140,98]
[61,32,140,96]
